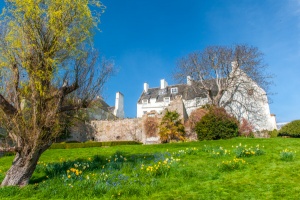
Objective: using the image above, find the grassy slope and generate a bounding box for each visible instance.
[0,138,299,199]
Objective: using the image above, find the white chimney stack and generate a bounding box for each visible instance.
[187,76,192,86]
[160,79,168,89]
[113,92,125,119]
[144,83,149,93]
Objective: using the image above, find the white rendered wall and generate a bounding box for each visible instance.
[183,98,208,116]
[221,69,276,131]
[137,101,170,118]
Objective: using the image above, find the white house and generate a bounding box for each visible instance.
[137,72,277,131]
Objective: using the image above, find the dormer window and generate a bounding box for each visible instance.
[142,99,148,104]
[171,87,178,94]
[164,97,170,103]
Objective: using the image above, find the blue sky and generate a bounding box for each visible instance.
[1,1,299,123]
[94,0,300,123]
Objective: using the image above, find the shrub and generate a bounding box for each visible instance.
[158,110,185,143]
[268,129,278,138]
[195,106,239,140]
[186,108,208,131]
[239,118,254,137]
[278,120,300,138]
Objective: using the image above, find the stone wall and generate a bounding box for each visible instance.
[90,118,146,143]
[69,99,196,144]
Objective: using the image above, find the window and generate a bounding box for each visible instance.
[247,89,254,96]
[159,89,167,95]
[195,97,201,106]
[171,87,178,94]
[142,99,148,104]
[164,97,170,103]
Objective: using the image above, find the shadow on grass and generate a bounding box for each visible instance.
[29,151,170,184]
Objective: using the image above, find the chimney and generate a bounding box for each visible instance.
[113,92,125,119]
[144,82,149,93]
[187,76,192,86]
[160,79,168,89]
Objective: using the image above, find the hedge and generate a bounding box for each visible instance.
[50,141,142,149]
[278,120,300,138]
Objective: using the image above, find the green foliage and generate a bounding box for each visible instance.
[218,157,247,171]
[278,120,300,138]
[50,141,142,149]
[195,106,239,140]
[158,110,185,143]
[269,129,278,138]
[1,138,300,199]
[280,149,296,161]
[210,146,231,158]
[234,143,265,158]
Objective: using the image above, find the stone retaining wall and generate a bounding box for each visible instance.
[91,118,147,143]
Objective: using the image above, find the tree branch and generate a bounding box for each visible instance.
[0,146,16,153]
[0,94,17,116]
[57,102,89,113]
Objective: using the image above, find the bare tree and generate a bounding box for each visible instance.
[0,0,113,186]
[174,45,272,127]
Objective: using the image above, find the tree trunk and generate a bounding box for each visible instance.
[1,148,43,187]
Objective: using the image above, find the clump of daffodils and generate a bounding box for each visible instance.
[140,157,180,176]
[234,143,265,158]
[280,149,296,161]
[211,146,231,158]
[218,157,247,171]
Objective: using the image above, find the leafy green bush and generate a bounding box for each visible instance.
[269,129,278,138]
[278,120,300,138]
[195,106,239,140]
[158,110,185,143]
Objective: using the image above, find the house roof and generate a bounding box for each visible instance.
[90,98,111,112]
[137,82,218,103]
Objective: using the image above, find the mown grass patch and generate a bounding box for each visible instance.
[0,138,300,199]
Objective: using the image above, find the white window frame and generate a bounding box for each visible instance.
[148,113,155,117]
[164,97,170,103]
[142,99,148,104]
[171,87,178,94]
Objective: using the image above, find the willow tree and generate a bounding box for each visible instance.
[0,0,113,186]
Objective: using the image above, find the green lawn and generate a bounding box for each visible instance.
[0,138,300,199]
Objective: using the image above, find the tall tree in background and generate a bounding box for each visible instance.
[0,0,114,186]
[174,45,272,122]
